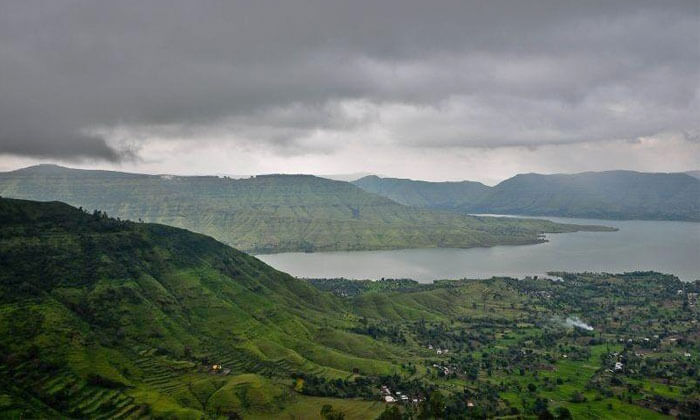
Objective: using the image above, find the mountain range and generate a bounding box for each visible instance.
[0,164,610,253]
[354,171,700,222]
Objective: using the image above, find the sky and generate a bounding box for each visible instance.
[0,1,698,184]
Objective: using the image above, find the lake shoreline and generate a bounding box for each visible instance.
[258,216,699,282]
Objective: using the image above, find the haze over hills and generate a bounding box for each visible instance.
[354,171,700,222]
[353,176,490,210]
[0,164,610,253]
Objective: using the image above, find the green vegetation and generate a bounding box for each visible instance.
[354,171,700,221]
[0,197,389,418]
[0,197,697,418]
[308,278,421,297]
[0,164,612,253]
[314,274,700,419]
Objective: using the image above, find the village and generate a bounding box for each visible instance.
[322,272,700,418]
[380,385,420,405]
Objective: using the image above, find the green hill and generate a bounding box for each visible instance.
[0,197,400,418]
[0,197,696,418]
[354,171,700,221]
[0,164,611,253]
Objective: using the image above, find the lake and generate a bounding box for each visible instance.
[257,216,700,282]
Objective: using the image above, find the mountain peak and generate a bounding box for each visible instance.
[11,163,69,174]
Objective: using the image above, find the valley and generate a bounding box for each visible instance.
[2,2,697,419]
[0,197,697,419]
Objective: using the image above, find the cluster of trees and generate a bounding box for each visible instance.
[308,278,420,297]
[351,322,406,344]
[291,372,435,403]
[291,373,376,399]
[412,319,491,352]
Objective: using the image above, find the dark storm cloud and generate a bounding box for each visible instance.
[0,0,698,159]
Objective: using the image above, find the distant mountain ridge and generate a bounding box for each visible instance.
[353,175,490,209]
[0,164,609,253]
[354,170,700,222]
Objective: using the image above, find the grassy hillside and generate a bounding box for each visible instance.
[0,198,697,418]
[354,171,700,222]
[0,164,611,253]
[0,197,405,418]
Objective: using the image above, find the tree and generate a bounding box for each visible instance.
[321,404,345,420]
[538,409,555,420]
[376,405,402,420]
[569,392,586,403]
[533,397,549,414]
[555,407,572,419]
[427,391,445,418]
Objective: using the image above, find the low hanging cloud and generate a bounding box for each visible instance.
[0,1,698,161]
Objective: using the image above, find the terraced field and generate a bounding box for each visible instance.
[0,363,141,419]
[133,349,193,396]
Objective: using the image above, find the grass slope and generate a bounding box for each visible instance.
[354,171,700,221]
[0,164,611,253]
[0,197,404,418]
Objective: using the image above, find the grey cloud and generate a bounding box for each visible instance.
[0,0,698,159]
[0,130,124,161]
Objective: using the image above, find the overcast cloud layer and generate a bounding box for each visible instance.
[0,1,698,181]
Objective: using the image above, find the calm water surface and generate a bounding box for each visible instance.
[257,216,700,282]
